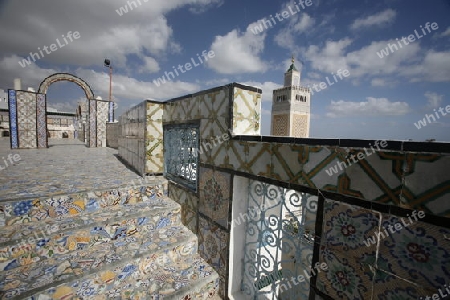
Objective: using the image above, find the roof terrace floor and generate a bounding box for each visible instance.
[0,138,152,202]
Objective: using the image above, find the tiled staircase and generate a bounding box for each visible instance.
[0,179,220,299]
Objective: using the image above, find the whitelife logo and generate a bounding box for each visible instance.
[325,140,388,176]
[116,0,149,16]
[414,104,450,129]
[0,153,21,171]
[251,0,313,34]
[18,31,81,68]
[376,22,439,58]
[153,50,215,87]
[363,210,425,247]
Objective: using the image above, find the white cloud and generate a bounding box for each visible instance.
[440,27,450,37]
[400,51,450,82]
[307,72,322,80]
[188,0,223,14]
[304,38,450,83]
[0,55,57,89]
[350,9,396,30]
[425,92,444,108]
[75,68,199,101]
[0,0,220,70]
[371,78,387,87]
[326,97,411,117]
[304,38,352,72]
[274,13,315,51]
[370,78,397,87]
[139,57,160,74]
[206,22,268,74]
[241,81,281,102]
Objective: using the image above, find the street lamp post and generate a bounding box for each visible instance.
[104,59,112,102]
[104,59,114,122]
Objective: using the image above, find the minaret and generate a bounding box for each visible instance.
[271,56,311,137]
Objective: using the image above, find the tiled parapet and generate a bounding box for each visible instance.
[313,198,450,300]
[96,100,110,147]
[118,101,147,175]
[230,137,450,217]
[169,182,199,234]
[232,86,262,136]
[146,101,164,174]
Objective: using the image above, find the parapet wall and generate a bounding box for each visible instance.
[118,82,450,300]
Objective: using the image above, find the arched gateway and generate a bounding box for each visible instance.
[8,73,113,149]
[38,73,95,99]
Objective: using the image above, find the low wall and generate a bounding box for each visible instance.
[119,81,450,299]
[118,102,146,175]
[106,122,119,149]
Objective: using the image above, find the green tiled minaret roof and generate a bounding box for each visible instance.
[287,55,298,72]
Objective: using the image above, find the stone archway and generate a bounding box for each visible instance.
[38,73,95,99]
[38,73,96,147]
[9,73,111,149]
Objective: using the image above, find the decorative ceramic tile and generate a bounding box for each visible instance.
[372,269,432,300]
[220,140,247,172]
[199,167,231,229]
[16,91,37,149]
[89,100,97,147]
[169,183,199,234]
[109,101,114,123]
[146,102,164,174]
[36,94,47,148]
[232,87,261,135]
[170,96,199,122]
[198,216,229,277]
[316,250,374,300]
[198,88,228,121]
[320,199,380,260]
[377,215,450,291]
[8,90,18,149]
[402,154,450,217]
[238,142,269,177]
[96,101,109,147]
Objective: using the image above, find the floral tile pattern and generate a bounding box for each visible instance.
[377,215,450,291]
[198,216,229,278]
[0,178,218,298]
[317,199,450,300]
[0,184,166,227]
[29,254,218,300]
[89,100,97,148]
[199,168,231,229]
[36,94,47,149]
[96,100,109,148]
[16,91,37,149]
[169,182,199,234]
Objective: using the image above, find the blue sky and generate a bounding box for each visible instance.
[0,0,449,141]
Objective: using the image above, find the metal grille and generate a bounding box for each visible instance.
[163,124,199,191]
[241,180,318,300]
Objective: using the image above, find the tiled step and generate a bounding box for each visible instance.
[0,198,181,274]
[0,225,199,299]
[0,180,168,228]
[0,181,222,300]
[28,253,219,300]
